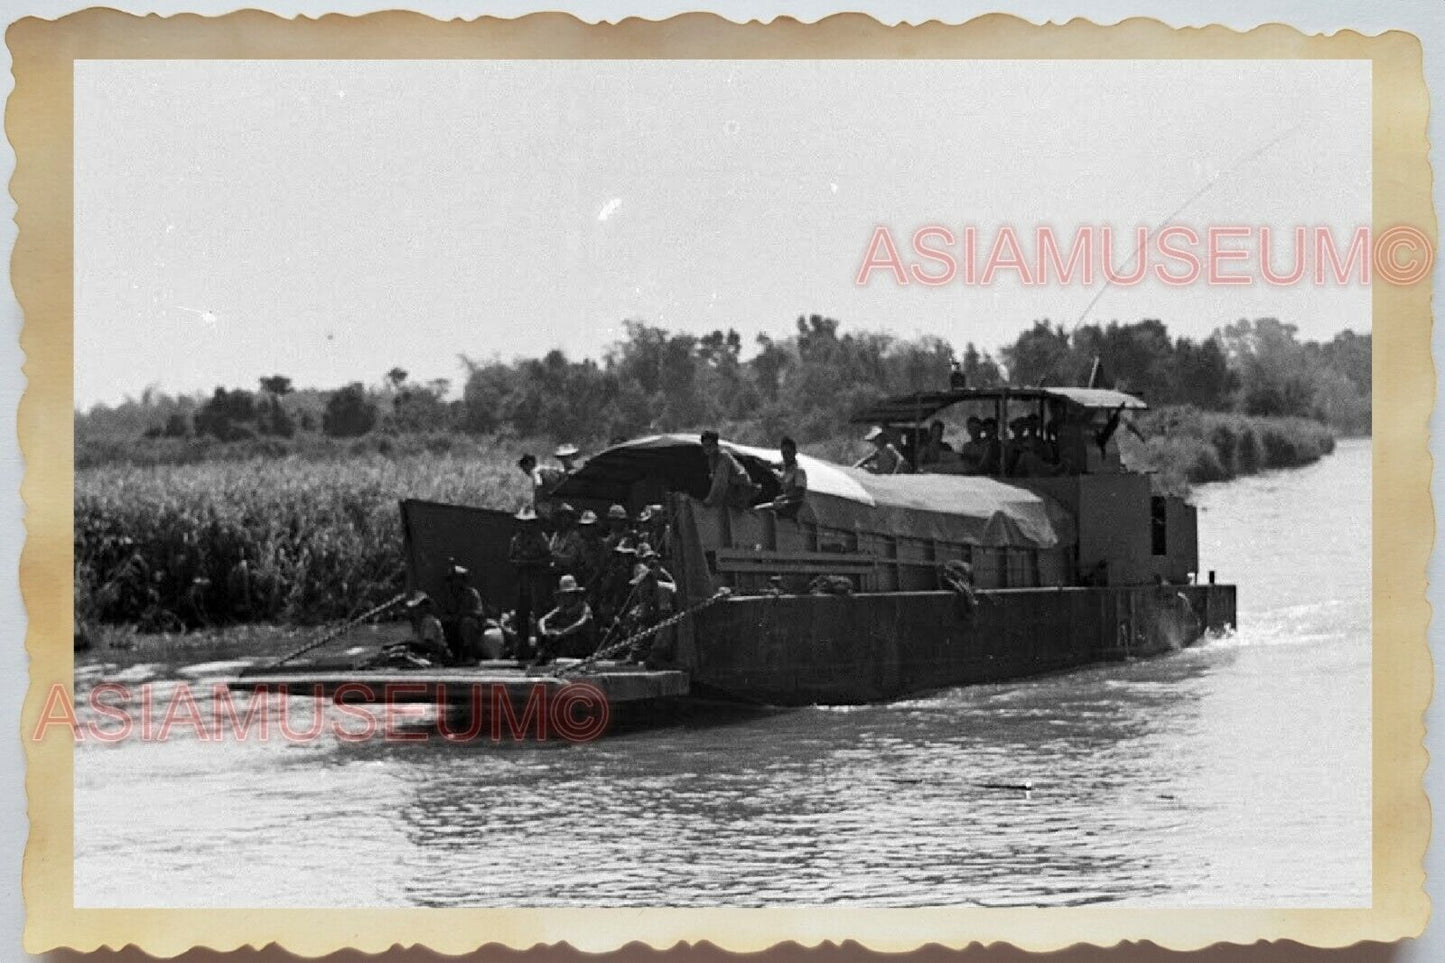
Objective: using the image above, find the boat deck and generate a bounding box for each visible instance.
[229,659,690,705]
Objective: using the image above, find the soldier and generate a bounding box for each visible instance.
[548,503,586,579]
[854,425,907,475]
[700,430,760,508]
[635,504,671,558]
[553,443,583,475]
[598,541,638,629]
[760,436,808,518]
[917,420,955,468]
[515,453,553,519]
[622,546,677,664]
[507,507,554,661]
[404,593,451,663]
[535,574,596,664]
[437,561,486,661]
[602,503,636,553]
[957,416,988,473]
[575,509,607,601]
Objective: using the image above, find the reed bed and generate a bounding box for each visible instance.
[76,452,525,634]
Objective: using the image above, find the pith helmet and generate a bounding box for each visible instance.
[577,510,598,526]
[555,574,585,595]
[865,425,886,442]
[554,443,580,458]
[556,502,578,518]
[607,504,628,521]
[515,506,539,523]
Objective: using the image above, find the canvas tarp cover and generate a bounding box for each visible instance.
[809,472,1074,549]
[557,434,1074,550]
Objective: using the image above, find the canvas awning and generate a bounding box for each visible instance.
[848,386,1147,426]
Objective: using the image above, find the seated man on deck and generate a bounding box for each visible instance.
[535,574,597,665]
[403,593,451,664]
[438,561,486,661]
[701,430,761,508]
[622,546,678,665]
[759,436,808,518]
[916,419,956,469]
[854,426,909,474]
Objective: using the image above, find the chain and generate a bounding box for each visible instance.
[559,587,732,676]
[270,591,410,668]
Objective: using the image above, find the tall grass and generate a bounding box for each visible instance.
[76,452,526,633]
[1121,405,1336,494]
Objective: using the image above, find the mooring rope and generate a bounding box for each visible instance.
[558,587,732,677]
[270,591,410,668]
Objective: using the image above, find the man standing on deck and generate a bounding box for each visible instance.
[507,507,553,661]
[548,503,586,579]
[575,509,606,601]
[602,503,636,553]
[701,430,760,508]
[552,443,583,477]
[516,453,555,520]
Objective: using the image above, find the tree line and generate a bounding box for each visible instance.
[76,315,1370,465]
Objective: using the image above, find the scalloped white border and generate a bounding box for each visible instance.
[5,3,1442,959]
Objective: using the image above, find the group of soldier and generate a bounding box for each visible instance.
[508,496,676,666]
[401,443,677,669]
[401,432,825,669]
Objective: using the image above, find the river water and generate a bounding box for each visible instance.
[72,439,1371,907]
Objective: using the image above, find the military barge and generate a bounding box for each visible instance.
[352,385,1236,707]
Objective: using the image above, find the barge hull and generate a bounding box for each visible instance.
[684,583,1236,705]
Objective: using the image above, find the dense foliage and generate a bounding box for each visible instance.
[77,315,1369,469]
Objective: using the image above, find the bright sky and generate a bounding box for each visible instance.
[75,59,1369,408]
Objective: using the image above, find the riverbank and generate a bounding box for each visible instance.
[1121,405,1339,495]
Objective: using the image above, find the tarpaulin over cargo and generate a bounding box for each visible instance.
[555,434,1073,550]
[813,472,1074,549]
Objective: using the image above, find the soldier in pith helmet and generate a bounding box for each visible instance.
[535,573,596,664]
[438,560,486,662]
[602,503,635,553]
[553,443,582,474]
[549,503,586,578]
[507,507,553,661]
[404,592,450,663]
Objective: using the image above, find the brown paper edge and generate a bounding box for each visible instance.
[10,8,1432,956]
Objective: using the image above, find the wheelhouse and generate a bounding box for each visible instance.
[847,385,1148,478]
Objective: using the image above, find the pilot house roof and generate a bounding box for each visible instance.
[848,386,1147,425]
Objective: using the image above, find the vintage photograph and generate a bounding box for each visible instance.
[63,53,1378,911]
